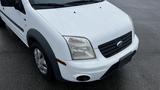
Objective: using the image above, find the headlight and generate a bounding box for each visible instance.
[64,36,96,60]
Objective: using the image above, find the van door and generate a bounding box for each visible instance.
[1,0,26,41]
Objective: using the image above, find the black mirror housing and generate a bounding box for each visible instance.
[1,0,15,7]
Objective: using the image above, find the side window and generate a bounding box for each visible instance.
[15,0,26,14]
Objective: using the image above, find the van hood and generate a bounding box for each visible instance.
[37,1,134,48]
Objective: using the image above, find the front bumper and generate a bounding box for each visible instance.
[57,35,139,82]
[100,50,136,79]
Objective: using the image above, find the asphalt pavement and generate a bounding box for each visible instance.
[0,0,160,90]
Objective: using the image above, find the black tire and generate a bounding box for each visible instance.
[31,42,55,81]
[0,17,5,27]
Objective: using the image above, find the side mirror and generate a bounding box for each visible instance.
[1,0,15,7]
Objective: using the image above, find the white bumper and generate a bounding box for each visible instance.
[58,35,139,82]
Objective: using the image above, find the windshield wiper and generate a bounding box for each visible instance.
[31,3,68,7]
[65,0,100,5]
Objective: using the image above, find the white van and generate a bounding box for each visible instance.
[0,0,139,82]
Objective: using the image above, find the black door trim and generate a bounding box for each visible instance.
[0,10,24,32]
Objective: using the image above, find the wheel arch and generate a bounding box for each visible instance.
[27,29,43,47]
[27,29,65,81]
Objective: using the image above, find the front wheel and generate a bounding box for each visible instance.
[31,42,54,81]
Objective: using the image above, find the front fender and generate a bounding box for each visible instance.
[27,29,66,81]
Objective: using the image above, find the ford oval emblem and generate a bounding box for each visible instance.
[117,41,123,47]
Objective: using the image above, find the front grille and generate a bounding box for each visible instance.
[98,31,132,58]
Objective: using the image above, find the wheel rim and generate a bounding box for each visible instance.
[34,48,48,75]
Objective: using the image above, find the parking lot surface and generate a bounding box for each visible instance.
[0,0,160,90]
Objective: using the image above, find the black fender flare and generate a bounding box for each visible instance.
[27,29,65,81]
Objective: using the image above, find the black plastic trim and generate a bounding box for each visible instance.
[98,31,132,58]
[27,29,65,81]
[0,10,24,32]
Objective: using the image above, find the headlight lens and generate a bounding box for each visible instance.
[64,36,96,60]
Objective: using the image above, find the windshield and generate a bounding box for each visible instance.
[29,0,104,9]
